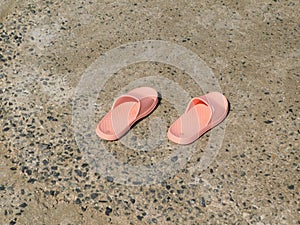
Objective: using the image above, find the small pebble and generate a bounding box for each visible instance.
[90,193,98,199]
[105,207,112,216]
[200,197,206,207]
[106,176,114,182]
[19,203,27,208]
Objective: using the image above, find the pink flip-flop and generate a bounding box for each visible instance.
[96,87,158,140]
[167,92,228,145]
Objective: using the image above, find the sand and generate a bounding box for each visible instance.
[0,0,299,224]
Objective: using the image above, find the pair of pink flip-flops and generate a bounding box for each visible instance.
[96,87,228,145]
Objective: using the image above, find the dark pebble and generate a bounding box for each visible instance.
[0,185,5,191]
[19,203,28,208]
[288,185,294,190]
[82,163,88,168]
[171,156,178,162]
[47,116,58,121]
[26,169,32,175]
[84,184,91,189]
[200,197,206,207]
[106,176,114,182]
[264,120,273,124]
[137,215,144,221]
[177,189,184,194]
[28,178,36,183]
[78,193,83,198]
[105,207,112,216]
[74,169,82,177]
[90,193,98,199]
[130,198,135,204]
[133,180,142,185]
[51,166,58,170]
[75,198,81,204]
[3,127,10,131]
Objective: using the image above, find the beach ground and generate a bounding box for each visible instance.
[0,0,299,224]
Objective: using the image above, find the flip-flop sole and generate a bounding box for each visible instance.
[96,87,158,140]
[168,92,228,145]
